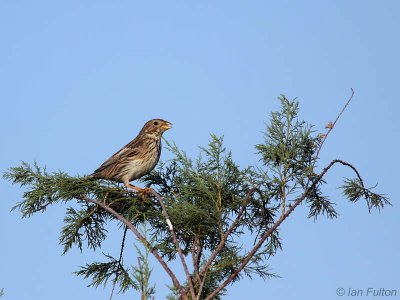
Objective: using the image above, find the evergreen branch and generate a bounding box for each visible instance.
[75,253,134,292]
[204,158,383,299]
[307,193,338,220]
[5,162,67,215]
[150,189,196,300]
[77,195,187,300]
[341,178,390,212]
[132,222,156,300]
[242,254,279,280]
[3,162,132,217]
[60,205,108,253]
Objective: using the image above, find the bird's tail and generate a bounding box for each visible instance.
[87,173,99,180]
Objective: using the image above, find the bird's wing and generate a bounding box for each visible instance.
[92,145,139,177]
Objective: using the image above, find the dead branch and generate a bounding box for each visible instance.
[315,88,355,160]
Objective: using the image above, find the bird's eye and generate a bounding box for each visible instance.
[153,121,159,126]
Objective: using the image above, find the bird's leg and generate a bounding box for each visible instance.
[124,182,153,197]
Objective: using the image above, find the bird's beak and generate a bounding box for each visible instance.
[162,122,173,131]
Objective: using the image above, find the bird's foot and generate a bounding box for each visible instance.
[124,183,153,200]
[137,187,153,198]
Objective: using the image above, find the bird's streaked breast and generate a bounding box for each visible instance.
[122,135,161,182]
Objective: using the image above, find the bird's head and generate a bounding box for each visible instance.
[140,119,173,137]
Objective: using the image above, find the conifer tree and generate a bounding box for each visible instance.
[4,92,389,299]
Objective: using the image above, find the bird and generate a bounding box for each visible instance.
[91,119,172,194]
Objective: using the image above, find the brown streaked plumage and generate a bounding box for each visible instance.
[91,119,172,193]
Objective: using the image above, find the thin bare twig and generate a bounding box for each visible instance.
[150,189,197,300]
[204,159,362,300]
[78,195,187,300]
[314,88,355,160]
[109,225,128,300]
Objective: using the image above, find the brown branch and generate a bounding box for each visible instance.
[315,88,355,160]
[204,159,360,300]
[150,189,196,300]
[78,195,187,300]
[192,237,204,299]
[192,235,202,285]
[196,187,256,298]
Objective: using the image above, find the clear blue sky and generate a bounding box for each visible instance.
[1,1,399,299]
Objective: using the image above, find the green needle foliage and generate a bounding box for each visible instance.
[4,95,390,299]
[341,177,390,212]
[255,97,320,215]
[130,223,156,300]
[75,252,135,293]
